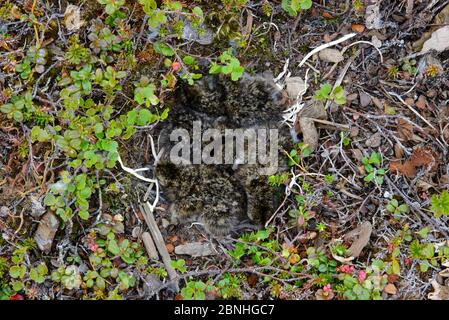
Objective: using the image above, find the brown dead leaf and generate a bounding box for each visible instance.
[383,283,397,295]
[396,119,413,141]
[372,97,383,109]
[410,147,437,170]
[34,211,59,253]
[299,118,318,152]
[351,24,365,33]
[390,147,438,178]
[166,243,175,254]
[242,11,253,37]
[321,11,334,19]
[394,143,404,158]
[344,221,372,258]
[295,100,327,152]
[390,160,416,178]
[415,95,427,110]
[247,274,258,287]
[405,97,414,106]
[387,274,399,283]
[416,181,432,194]
[347,93,358,102]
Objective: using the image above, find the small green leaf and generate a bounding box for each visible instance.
[419,262,429,272]
[44,193,57,206]
[183,56,196,65]
[78,210,89,220]
[108,239,120,255]
[209,64,222,74]
[153,42,174,57]
[417,227,430,239]
[392,260,401,275]
[300,0,312,9]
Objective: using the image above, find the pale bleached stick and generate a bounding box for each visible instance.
[298,33,356,68]
[141,202,179,292]
[388,91,436,130]
[142,231,159,260]
[274,58,290,85]
[117,154,155,183]
[117,134,161,211]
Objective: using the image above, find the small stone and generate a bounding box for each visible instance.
[350,127,359,138]
[318,48,344,63]
[161,218,170,228]
[174,242,215,257]
[34,212,59,253]
[285,77,306,99]
[372,97,383,109]
[383,191,393,198]
[365,132,382,148]
[371,35,382,48]
[181,20,214,45]
[0,206,9,218]
[347,93,358,102]
[143,274,162,297]
[421,26,449,54]
[394,143,404,158]
[132,226,141,238]
[351,149,364,162]
[359,91,372,107]
[30,195,45,218]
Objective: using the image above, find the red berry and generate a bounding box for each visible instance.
[10,294,24,300]
[172,62,181,72]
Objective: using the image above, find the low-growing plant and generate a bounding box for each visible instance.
[181,280,212,300]
[216,273,243,299]
[289,205,314,228]
[287,142,311,167]
[209,49,245,81]
[0,91,35,122]
[425,64,439,77]
[315,83,346,105]
[386,65,399,79]
[386,199,410,220]
[282,0,312,17]
[361,152,385,185]
[65,36,91,65]
[431,190,449,217]
[268,172,289,187]
[401,59,417,76]
[97,0,125,15]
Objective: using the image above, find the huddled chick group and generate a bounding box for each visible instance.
[155,74,294,236]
